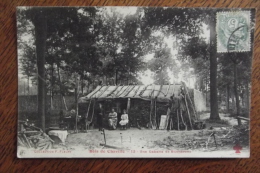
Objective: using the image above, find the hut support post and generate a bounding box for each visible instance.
[85,99,92,132]
[154,98,157,129]
[90,100,96,123]
[127,98,131,113]
[149,98,153,129]
[186,89,198,120]
[116,102,120,114]
[180,110,187,130]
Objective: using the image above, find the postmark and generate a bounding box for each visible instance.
[217,11,251,53]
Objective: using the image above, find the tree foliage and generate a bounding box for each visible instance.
[17,7,254,127]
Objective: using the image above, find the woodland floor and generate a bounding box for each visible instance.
[51,113,249,154]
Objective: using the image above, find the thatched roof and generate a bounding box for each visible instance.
[79,84,184,103]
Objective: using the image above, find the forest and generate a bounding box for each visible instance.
[17,7,253,132]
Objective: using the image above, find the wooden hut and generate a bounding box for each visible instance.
[79,83,206,130]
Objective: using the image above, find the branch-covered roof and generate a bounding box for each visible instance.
[79,84,183,103]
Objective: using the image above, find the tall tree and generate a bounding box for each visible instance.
[99,9,147,85]
[31,8,48,131]
[208,11,220,120]
[17,7,99,131]
[19,45,37,95]
[148,43,175,85]
[142,8,220,120]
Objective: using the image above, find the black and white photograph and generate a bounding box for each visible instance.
[17,7,255,158]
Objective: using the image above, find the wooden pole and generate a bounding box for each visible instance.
[171,118,173,130]
[149,85,155,129]
[154,98,157,129]
[184,94,193,130]
[182,83,197,120]
[90,100,96,123]
[149,98,153,129]
[102,128,106,145]
[186,88,198,120]
[180,110,187,130]
[85,99,92,121]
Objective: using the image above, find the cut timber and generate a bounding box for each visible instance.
[184,94,193,130]
[186,88,198,120]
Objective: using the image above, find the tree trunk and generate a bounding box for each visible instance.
[209,13,220,120]
[205,75,208,106]
[226,84,230,112]
[50,63,54,110]
[245,82,250,112]
[81,77,84,95]
[34,11,47,132]
[231,90,236,110]
[27,75,30,95]
[57,65,63,111]
[115,69,118,85]
[234,63,241,125]
[127,67,131,85]
[75,75,79,133]
[24,81,26,95]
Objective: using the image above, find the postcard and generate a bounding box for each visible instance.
[17,7,255,158]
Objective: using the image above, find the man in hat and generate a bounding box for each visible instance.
[167,94,179,130]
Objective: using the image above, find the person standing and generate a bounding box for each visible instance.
[167,94,179,130]
[178,86,188,130]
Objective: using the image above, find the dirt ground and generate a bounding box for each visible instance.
[54,113,249,152]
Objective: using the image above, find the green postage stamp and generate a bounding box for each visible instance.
[216,11,251,53]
